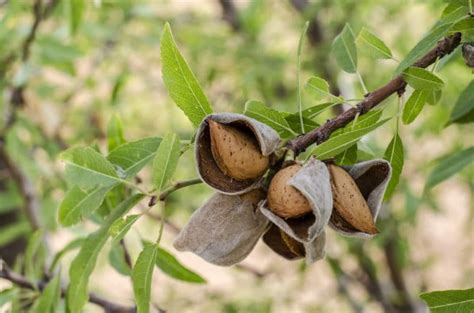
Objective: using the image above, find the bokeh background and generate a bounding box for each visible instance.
[0,0,472,312]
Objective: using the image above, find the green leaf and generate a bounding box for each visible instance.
[109,243,132,276]
[310,118,390,159]
[0,221,29,246]
[396,22,455,74]
[402,67,444,90]
[448,81,474,125]
[355,27,393,59]
[160,23,213,127]
[420,288,474,313]
[335,144,358,166]
[450,16,474,33]
[61,147,121,189]
[304,77,344,104]
[49,238,85,272]
[402,90,429,124]
[425,147,474,191]
[332,23,358,73]
[284,114,319,133]
[133,242,158,313]
[332,110,383,137]
[0,288,18,307]
[109,214,141,243]
[58,185,111,226]
[0,185,23,214]
[107,114,126,152]
[383,133,404,199]
[152,133,181,193]
[244,100,296,137]
[155,246,206,284]
[302,102,337,119]
[427,90,442,106]
[67,194,144,313]
[107,137,162,178]
[24,230,45,280]
[32,273,61,313]
[68,0,85,35]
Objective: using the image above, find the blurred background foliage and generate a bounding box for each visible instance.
[0,0,472,312]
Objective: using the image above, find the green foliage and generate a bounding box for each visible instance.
[152,133,181,193]
[424,147,474,191]
[66,0,85,35]
[244,100,295,137]
[0,288,18,308]
[402,90,429,124]
[49,238,84,272]
[304,77,344,104]
[420,288,474,312]
[332,23,358,73]
[0,221,29,246]
[155,246,206,283]
[31,273,61,313]
[107,114,126,152]
[133,242,158,313]
[447,80,474,124]
[109,243,132,276]
[160,23,213,128]
[384,133,404,199]
[109,214,141,243]
[402,67,444,90]
[355,27,393,59]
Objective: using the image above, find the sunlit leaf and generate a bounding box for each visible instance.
[31,273,61,313]
[24,230,45,280]
[152,133,181,193]
[425,147,474,191]
[332,23,358,73]
[155,246,206,284]
[355,27,393,59]
[402,90,429,124]
[402,67,444,90]
[384,133,404,199]
[302,102,337,119]
[68,0,85,35]
[335,144,358,166]
[447,80,474,125]
[107,137,162,178]
[304,77,344,104]
[160,23,213,127]
[49,238,85,272]
[107,114,126,152]
[0,288,18,307]
[420,288,474,313]
[244,100,295,137]
[67,194,144,313]
[109,214,141,243]
[109,243,132,276]
[0,221,29,247]
[427,90,442,106]
[133,242,158,313]
[284,114,319,133]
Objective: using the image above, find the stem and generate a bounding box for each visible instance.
[158,178,202,201]
[297,21,310,134]
[286,33,462,156]
[155,201,166,244]
[356,71,369,95]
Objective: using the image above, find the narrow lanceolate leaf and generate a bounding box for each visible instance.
[304,77,344,104]
[335,143,358,166]
[355,27,392,59]
[133,242,158,313]
[61,147,120,189]
[302,102,336,119]
[420,288,474,313]
[155,247,206,284]
[427,89,442,106]
[425,147,474,191]
[160,23,213,127]
[332,23,358,73]
[402,90,429,124]
[49,238,85,272]
[109,243,132,276]
[68,0,84,35]
[32,273,61,313]
[332,110,383,137]
[109,214,141,243]
[0,288,18,307]
[310,118,390,159]
[107,114,126,152]
[402,67,444,90]
[152,133,181,192]
[107,137,162,178]
[396,22,455,74]
[24,230,45,280]
[244,100,295,137]
[384,133,404,199]
[448,80,474,125]
[67,194,144,313]
[0,221,29,246]
[450,17,474,33]
[58,185,111,226]
[284,114,319,134]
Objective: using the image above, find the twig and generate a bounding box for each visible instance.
[0,261,135,313]
[148,178,203,206]
[286,33,462,155]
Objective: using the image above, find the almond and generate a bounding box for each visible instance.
[267,164,312,218]
[209,120,269,181]
[328,164,378,234]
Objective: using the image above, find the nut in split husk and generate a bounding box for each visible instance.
[173,190,268,266]
[260,158,333,243]
[195,113,280,195]
[328,160,392,237]
[267,164,312,218]
[328,164,378,235]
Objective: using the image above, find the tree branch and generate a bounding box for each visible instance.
[286,32,462,156]
[0,261,135,313]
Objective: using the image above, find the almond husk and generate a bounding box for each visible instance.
[195,113,280,195]
[209,120,269,181]
[328,159,392,238]
[328,164,378,235]
[260,158,333,243]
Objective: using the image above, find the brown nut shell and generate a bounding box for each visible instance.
[209,120,269,181]
[267,164,312,218]
[328,164,378,235]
